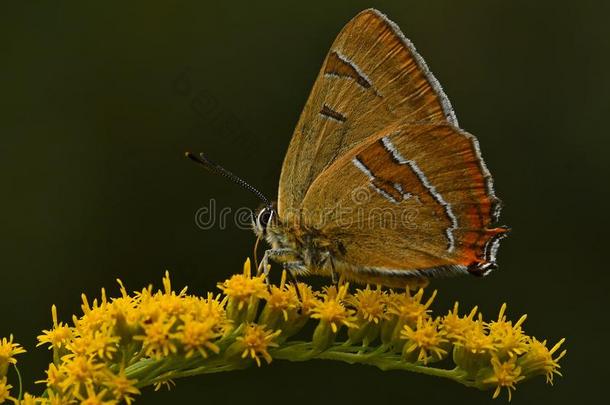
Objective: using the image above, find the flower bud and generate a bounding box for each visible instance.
[453,345,492,377]
[312,321,336,352]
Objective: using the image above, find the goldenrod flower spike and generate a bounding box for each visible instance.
[0,376,15,404]
[0,335,26,377]
[0,258,566,403]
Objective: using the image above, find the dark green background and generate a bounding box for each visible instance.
[2,0,607,403]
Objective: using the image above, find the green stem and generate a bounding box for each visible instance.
[125,358,164,383]
[116,339,483,392]
[125,341,477,390]
[271,342,477,388]
[13,364,23,401]
[318,350,458,378]
[144,361,248,387]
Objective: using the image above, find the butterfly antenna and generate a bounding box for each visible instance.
[185,152,271,206]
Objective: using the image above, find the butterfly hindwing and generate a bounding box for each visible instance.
[300,122,506,284]
[278,9,457,220]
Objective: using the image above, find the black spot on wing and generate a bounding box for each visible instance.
[320,104,347,122]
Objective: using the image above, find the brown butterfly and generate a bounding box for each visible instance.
[188,9,508,288]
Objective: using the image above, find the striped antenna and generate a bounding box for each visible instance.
[185,152,271,207]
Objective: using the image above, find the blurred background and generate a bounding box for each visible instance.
[1,0,607,403]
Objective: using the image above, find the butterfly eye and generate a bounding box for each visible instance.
[257,208,274,230]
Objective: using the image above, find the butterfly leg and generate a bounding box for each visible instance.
[284,262,307,301]
[257,248,300,278]
[284,261,308,275]
[329,256,338,284]
[320,252,337,284]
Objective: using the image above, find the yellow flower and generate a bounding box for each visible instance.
[156,272,190,318]
[157,289,190,318]
[66,327,119,361]
[190,293,228,327]
[77,292,112,336]
[265,271,300,321]
[19,393,40,405]
[401,316,448,364]
[133,275,190,328]
[295,283,319,315]
[76,385,117,405]
[174,317,221,359]
[162,270,182,297]
[0,334,26,371]
[487,304,528,358]
[310,284,357,333]
[108,281,139,328]
[218,259,268,309]
[320,285,341,299]
[236,324,281,367]
[451,313,495,376]
[348,285,389,324]
[58,355,106,395]
[36,362,64,389]
[37,305,73,350]
[482,356,525,401]
[46,390,72,405]
[104,367,140,405]
[0,376,14,404]
[134,315,178,359]
[519,337,566,384]
[456,314,495,354]
[442,302,478,341]
[388,288,437,325]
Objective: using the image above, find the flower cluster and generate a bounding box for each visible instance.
[0,335,26,404]
[0,259,566,403]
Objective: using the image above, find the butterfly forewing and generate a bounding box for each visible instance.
[278,9,457,219]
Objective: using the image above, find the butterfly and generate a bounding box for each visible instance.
[188,8,508,288]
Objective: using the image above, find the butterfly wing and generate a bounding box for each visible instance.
[300,122,506,285]
[278,9,457,220]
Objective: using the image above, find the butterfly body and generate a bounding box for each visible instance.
[257,217,438,288]
[245,8,509,287]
